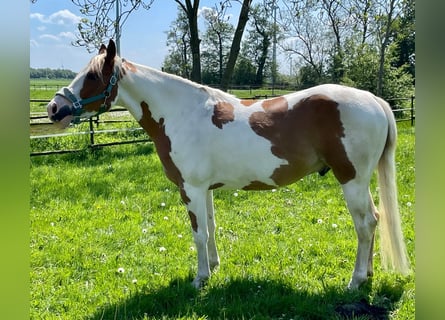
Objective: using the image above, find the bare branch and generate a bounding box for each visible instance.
[71,0,154,52]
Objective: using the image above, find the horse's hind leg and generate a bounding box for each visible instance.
[367,190,379,277]
[342,180,379,289]
[206,190,220,271]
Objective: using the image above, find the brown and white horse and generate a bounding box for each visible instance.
[47,40,410,289]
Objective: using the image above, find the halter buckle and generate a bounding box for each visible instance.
[73,100,82,110]
[110,74,118,86]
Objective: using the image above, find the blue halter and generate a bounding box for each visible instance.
[55,69,119,124]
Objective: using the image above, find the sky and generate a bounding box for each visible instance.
[30,0,246,72]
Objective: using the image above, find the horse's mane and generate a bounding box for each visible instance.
[146,64,239,104]
[87,53,239,105]
[86,53,108,80]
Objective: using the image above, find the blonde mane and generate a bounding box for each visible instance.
[86,53,239,105]
[84,53,109,81]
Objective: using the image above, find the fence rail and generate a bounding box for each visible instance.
[30,95,415,156]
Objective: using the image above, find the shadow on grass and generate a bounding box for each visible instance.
[88,276,406,320]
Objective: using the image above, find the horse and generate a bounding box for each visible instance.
[47,39,410,289]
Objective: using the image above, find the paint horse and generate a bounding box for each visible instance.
[47,40,410,289]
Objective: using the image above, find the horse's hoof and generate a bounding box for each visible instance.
[191,276,208,289]
[347,276,367,290]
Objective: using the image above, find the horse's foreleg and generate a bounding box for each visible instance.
[206,190,220,272]
[186,187,211,288]
[342,182,378,290]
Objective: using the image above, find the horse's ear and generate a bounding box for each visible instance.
[99,44,107,55]
[105,39,116,64]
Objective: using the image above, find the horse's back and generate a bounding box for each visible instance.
[175,84,390,189]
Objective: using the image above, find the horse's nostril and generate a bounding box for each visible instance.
[52,104,58,114]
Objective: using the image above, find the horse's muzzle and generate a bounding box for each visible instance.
[47,99,74,129]
[50,104,73,122]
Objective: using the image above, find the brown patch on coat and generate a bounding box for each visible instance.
[212,102,235,129]
[262,96,288,111]
[138,101,191,204]
[123,60,137,73]
[188,211,198,232]
[240,99,257,106]
[242,180,276,190]
[249,94,356,185]
[209,183,224,190]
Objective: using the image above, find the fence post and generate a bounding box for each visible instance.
[89,118,95,147]
[410,95,415,126]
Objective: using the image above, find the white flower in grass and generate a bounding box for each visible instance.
[332,223,338,229]
[178,234,183,238]
[161,202,166,207]
[132,279,138,284]
[159,246,167,252]
[142,228,148,234]
[190,246,195,251]
[163,215,168,220]
[406,201,412,207]
[317,219,323,224]
[120,200,126,206]
[233,192,239,197]
[298,237,303,242]
[117,267,125,273]
[271,189,277,193]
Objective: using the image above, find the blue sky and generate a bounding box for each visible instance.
[30,0,243,72]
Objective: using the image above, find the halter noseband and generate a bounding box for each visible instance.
[55,68,120,124]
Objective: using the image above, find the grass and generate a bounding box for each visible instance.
[30,122,415,319]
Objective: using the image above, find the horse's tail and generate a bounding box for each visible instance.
[375,96,410,274]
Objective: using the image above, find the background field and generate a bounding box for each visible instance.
[30,119,415,319]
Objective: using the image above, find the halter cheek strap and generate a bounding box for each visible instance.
[56,69,119,124]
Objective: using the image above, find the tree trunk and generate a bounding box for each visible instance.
[377,0,396,97]
[176,0,201,83]
[255,37,270,86]
[220,0,252,91]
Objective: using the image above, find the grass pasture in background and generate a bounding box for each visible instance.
[30,122,415,319]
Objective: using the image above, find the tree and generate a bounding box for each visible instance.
[375,0,401,96]
[350,0,375,45]
[242,3,275,86]
[320,0,351,82]
[163,7,191,78]
[71,0,155,53]
[280,0,329,84]
[64,0,252,86]
[200,2,235,84]
[220,0,252,91]
[30,68,77,79]
[163,0,252,88]
[174,0,202,83]
[392,0,415,80]
[232,56,257,85]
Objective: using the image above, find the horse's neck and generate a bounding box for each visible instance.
[117,63,208,123]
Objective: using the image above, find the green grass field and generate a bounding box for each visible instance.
[30,120,415,319]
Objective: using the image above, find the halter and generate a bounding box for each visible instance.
[55,68,120,124]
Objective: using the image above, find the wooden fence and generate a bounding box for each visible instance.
[30,95,415,156]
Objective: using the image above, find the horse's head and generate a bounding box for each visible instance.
[47,39,120,128]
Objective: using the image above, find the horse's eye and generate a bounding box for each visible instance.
[86,72,98,81]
